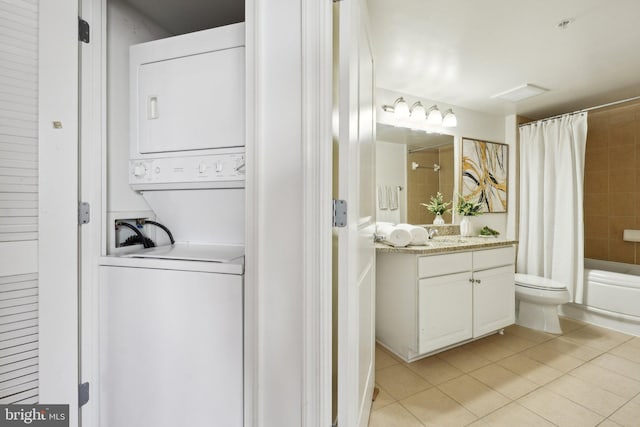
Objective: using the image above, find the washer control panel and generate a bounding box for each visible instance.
[130,153,245,190]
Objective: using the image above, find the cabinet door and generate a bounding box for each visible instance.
[418,272,473,354]
[473,265,515,337]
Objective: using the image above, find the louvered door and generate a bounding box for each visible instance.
[0,0,39,404]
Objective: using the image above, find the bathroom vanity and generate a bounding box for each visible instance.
[376,237,517,362]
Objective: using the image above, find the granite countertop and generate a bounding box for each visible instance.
[376,236,518,255]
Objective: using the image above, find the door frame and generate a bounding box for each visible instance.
[78,0,106,425]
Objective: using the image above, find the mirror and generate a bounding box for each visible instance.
[376,123,455,225]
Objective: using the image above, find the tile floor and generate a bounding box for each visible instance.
[369,317,640,427]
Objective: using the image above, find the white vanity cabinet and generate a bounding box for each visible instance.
[376,244,515,362]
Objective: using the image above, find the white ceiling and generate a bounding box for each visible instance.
[368,0,640,119]
[124,0,243,35]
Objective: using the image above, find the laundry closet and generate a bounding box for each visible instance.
[98,1,246,426]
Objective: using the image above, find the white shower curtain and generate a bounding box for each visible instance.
[518,113,588,303]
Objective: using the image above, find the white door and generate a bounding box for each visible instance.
[39,0,79,423]
[336,0,376,426]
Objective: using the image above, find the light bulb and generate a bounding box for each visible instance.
[393,97,410,119]
[442,109,457,127]
[426,105,443,126]
[410,101,426,121]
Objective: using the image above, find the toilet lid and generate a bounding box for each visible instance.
[515,273,568,291]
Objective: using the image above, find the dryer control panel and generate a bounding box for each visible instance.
[130,152,245,190]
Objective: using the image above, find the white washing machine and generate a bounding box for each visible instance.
[99,244,243,427]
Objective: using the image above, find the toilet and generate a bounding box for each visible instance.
[514,273,571,334]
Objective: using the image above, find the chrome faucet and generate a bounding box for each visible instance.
[427,228,438,239]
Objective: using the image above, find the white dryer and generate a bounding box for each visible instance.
[99,244,243,427]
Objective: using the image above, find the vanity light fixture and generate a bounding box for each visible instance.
[410,101,427,120]
[442,109,457,128]
[381,97,457,128]
[393,97,410,118]
[426,105,443,126]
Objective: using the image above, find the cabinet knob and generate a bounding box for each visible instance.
[468,278,474,283]
[475,279,481,284]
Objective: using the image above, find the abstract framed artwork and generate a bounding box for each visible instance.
[461,138,508,213]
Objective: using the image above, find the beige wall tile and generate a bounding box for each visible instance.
[609,171,635,193]
[585,170,609,193]
[585,216,609,240]
[585,238,609,260]
[609,216,637,240]
[609,192,637,216]
[438,375,511,417]
[608,144,637,170]
[609,239,635,263]
[585,147,609,173]
[584,193,609,216]
[518,388,604,427]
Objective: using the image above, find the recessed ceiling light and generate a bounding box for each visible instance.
[491,84,549,102]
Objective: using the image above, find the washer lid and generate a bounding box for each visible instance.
[515,273,567,291]
[123,243,244,263]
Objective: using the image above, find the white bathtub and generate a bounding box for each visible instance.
[560,258,640,336]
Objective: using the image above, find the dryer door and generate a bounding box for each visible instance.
[136,46,245,154]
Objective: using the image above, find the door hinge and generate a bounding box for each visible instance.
[78,202,90,225]
[79,382,90,407]
[78,17,90,43]
[332,199,347,227]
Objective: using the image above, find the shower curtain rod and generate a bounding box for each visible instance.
[518,94,640,128]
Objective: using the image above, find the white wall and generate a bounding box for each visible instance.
[106,0,170,214]
[504,115,518,240]
[376,88,513,236]
[375,141,406,223]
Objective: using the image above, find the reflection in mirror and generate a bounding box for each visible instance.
[376,123,454,225]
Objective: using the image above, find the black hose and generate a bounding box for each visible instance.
[117,222,154,249]
[144,220,175,245]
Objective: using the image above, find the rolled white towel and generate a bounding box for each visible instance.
[377,223,412,247]
[395,223,428,245]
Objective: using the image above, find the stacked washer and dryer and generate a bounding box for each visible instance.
[99,24,245,427]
